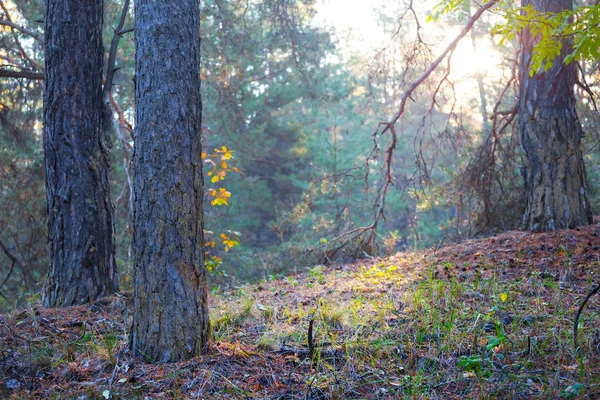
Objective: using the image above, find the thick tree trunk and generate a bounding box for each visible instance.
[519,0,593,232]
[130,0,209,362]
[42,0,118,306]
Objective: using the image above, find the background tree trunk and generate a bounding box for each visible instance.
[42,0,118,306]
[519,0,593,232]
[130,0,209,362]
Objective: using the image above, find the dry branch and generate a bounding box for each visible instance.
[0,0,41,71]
[0,19,41,42]
[103,0,132,103]
[311,0,500,256]
[0,68,43,80]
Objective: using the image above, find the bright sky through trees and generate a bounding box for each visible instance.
[316,0,506,124]
[315,0,386,54]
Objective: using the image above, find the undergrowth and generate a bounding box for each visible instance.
[1,229,600,399]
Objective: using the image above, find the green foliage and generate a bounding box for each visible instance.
[427,0,473,23]
[431,0,600,74]
[3,0,599,304]
[459,354,489,377]
[492,3,600,75]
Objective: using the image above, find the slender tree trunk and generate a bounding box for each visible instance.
[469,0,490,133]
[42,0,118,306]
[519,0,593,232]
[130,0,209,362]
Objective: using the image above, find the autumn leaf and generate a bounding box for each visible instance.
[215,145,234,160]
[221,233,239,251]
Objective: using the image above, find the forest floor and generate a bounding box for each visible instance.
[2,224,600,399]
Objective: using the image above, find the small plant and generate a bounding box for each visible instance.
[362,263,401,282]
[286,276,298,286]
[308,265,326,284]
[211,297,254,340]
[256,303,274,322]
[203,145,242,274]
[459,354,491,378]
[562,383,585,398]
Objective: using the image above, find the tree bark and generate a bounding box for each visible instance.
[130,0,209,362]
[42,0,118,306]
[519,0,593,232]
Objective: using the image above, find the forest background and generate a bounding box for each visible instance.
[1,0,600,311]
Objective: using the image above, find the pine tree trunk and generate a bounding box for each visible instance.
[42,0,118,306]
[130,0,209,363]
[519,0,593,232]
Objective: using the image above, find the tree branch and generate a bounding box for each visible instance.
[103,0,132,102]
[321,0,500,255]
[0,237,22,269]
[0,19,41,42]
[109,91,134,142]
[0,68,43,80]
[0,54,28,70]
[380,0,500,136]
[0,1,41,71]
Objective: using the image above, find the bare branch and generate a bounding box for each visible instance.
[380,0,500,136]
[0,260,15,294]
[0,19,41,42]
[0,68,43,80]
[0,1,41,71]
[350,0,499,252]
[575,62,598,112]
[103,0,132,102]
[0,54,28,69]
[109,91,134,142]
[0,237,22,269]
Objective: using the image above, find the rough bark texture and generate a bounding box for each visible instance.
[519,0,593,232]
[42,0,118,306]
[130,0,209,362]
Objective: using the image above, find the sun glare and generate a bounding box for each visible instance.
[315,0,386,54]
[316,0,507,122]
[451,37,504,80]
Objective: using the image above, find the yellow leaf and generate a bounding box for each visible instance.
[500,292,508,302]
[211,176,219,183]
